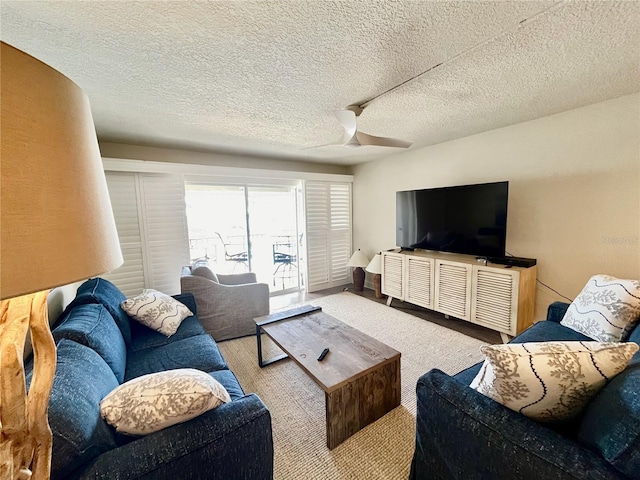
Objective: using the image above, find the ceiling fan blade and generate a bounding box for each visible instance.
[302,139,343,149]
[356,131,412,148]
[334,110,357,139]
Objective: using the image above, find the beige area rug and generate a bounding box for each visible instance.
[218,292,487,480]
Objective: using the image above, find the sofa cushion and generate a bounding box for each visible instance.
[577,362,640,478]
[121,289,193,337]
[52,303,127,383]
[560,275,640,342]
[453,363,484,386]
[124,334,228,381]
[209,368,245,401]
[514,319,594,343]
[470,341,638,423]
[626,325,640,364]
[547,301,571,323]
[129,314,207,353]
[101,368,230,436]
[27,339,119,480]
[64,278,133,346]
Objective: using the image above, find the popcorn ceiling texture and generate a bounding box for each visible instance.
[1,1,638,165]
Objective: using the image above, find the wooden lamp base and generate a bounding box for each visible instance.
[0,291,56,480]
[373,274,384,299]
[353,267,365,292]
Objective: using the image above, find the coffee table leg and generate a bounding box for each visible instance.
[256,324,288,368]
[325,358,401,449]
[255,305,322,367]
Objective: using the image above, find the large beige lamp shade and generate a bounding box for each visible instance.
[1,42,122,479]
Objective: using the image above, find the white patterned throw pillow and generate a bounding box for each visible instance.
[560,275,640,342]
[121,289,192,336]
[100,369,231,435]
[470,341,638,422]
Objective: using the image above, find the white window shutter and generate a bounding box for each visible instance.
[139,174,190,295]
[102,172,146,297]
[329,183,351,283]
[305,181,352,292]
[306,183,330,288]
[102,172,189,297]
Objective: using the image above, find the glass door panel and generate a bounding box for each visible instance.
[247,186,300,293]
[185,185,249,273]
[185,182,302,294]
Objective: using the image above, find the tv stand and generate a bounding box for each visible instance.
[399,247,415,252]
[381,250,537,341]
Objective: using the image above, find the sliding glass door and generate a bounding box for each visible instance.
[185,185,249,272]
[184,182,302,294]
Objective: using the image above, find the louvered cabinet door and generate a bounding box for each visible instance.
[471,267,519,335]
[434,260,472,320]
[405,257,434,309]
[381,253,404,300]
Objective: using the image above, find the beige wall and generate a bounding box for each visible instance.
[353,93,640,320]
[99,142,351,175]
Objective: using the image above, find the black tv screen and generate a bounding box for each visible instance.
[396,181,508,258]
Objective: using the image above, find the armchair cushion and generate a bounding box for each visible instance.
[193,266,219,283]
[180,273,269,342]
[217,272,258,285]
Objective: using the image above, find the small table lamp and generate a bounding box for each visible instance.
[1,42,123,479]
[347,249,369,292]
[366,253,384,299]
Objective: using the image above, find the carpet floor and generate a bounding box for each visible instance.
[218,292,488,480]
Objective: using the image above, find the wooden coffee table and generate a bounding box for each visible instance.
[254,305,401,449]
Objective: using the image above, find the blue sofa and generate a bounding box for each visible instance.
[26,278,273,480]
[410,301,640,480]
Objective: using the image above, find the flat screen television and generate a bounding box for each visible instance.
[396,181,508,258]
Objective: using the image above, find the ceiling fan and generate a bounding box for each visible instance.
[311,105,413,149]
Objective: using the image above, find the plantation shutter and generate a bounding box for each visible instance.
[305,181,352,292]
[139,175,190,294]
[102,172,145,297]
[102,172,189,296]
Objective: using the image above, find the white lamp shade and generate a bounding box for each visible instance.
[1,42,123,299]
[365,253,382,274]
[347,249,369,268]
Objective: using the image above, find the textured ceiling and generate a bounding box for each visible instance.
[1,1,638,166]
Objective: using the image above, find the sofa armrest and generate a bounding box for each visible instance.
[172,292,197,315]
[410,369,622,480]
[547,301,571,323]
[217,272,258,285]
[72,393,273,480]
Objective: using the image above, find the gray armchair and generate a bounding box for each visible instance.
[180,265,270,341]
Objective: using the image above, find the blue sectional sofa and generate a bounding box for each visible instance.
[410,301,640,480]
[26,278,273,480]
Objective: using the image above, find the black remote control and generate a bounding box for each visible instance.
[317,348,329,361]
